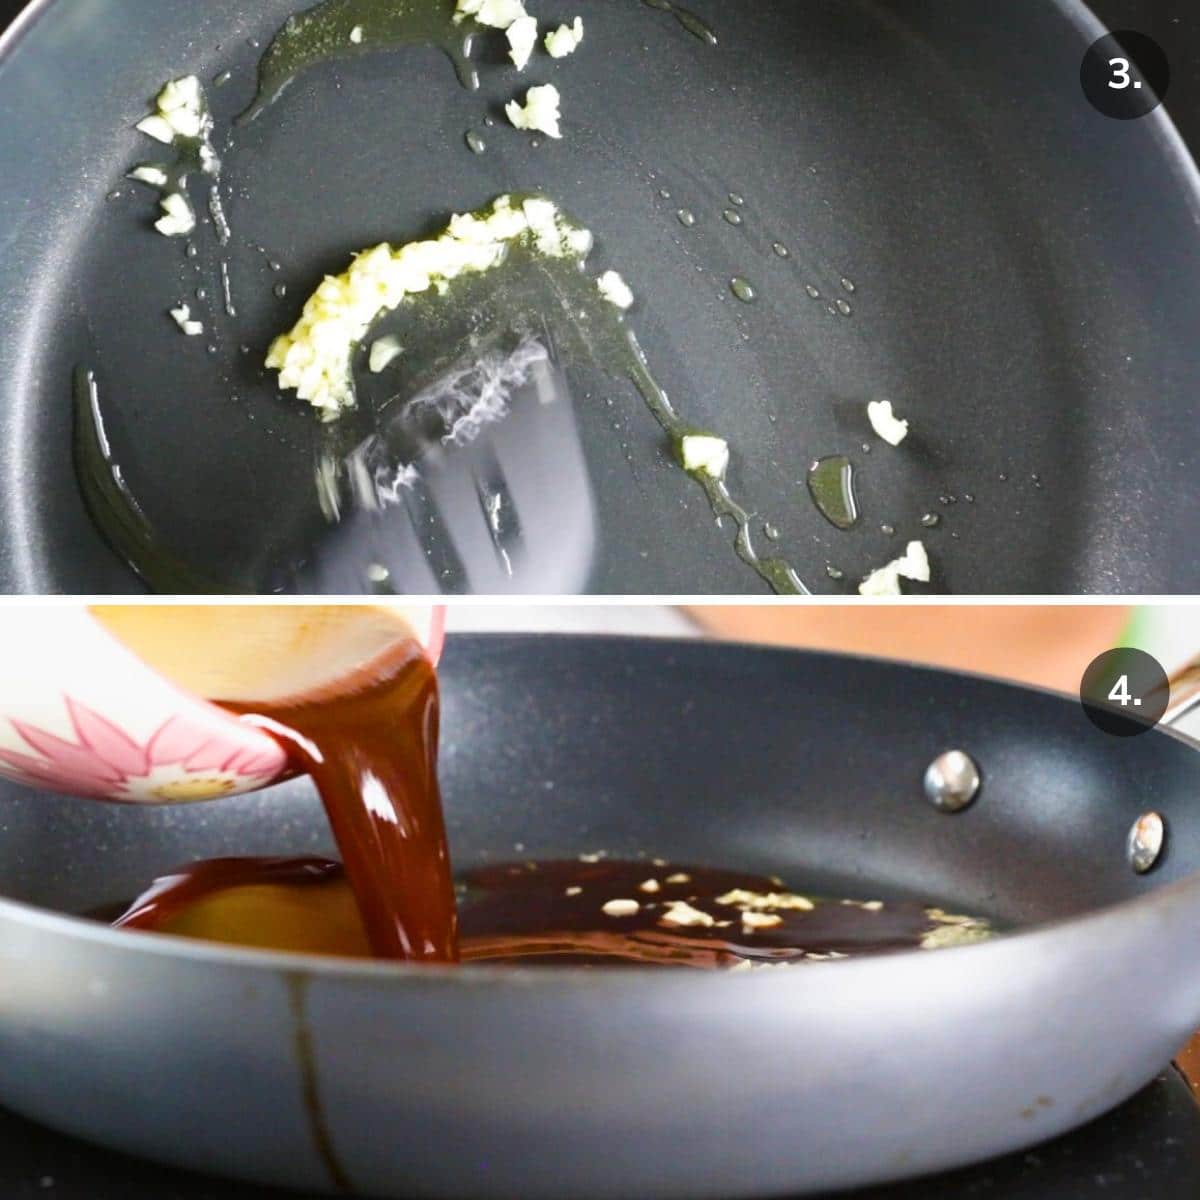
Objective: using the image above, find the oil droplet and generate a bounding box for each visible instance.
[677,209,696,228]
[723,209,743,227]
[921,513,941,529]
[938,495,951,506]
[835,298,852,316]
[728,192,745,207]
[274,283,288,299]
[999,473,1009,483]
[466,130,486,154]
[483,115,495,128]
[881,524,895,537]
[106,189,123,202]
[214,69,233,87]
[772,242,789,258]
[807,457,859,531]
[186,243,199,259]
[642,0,718,47]
[964,493,976,504]
[826,565,845,581]
[659,188,672,200]
[763,523,780,542]
[840,277,856,294]
[730,278,756,303]
[805,284,821,299]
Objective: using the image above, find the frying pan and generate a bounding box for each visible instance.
[0,634,1199,1197]
[2,0,1200,594]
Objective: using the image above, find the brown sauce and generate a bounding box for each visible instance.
[221,638,456,962]
[111,638,991,968]
[114,855,989,969]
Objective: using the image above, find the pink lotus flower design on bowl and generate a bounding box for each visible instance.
[0,698,287,802]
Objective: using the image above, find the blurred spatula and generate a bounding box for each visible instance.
[294,337,598,595]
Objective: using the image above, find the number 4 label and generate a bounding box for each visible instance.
[1109,675,1141,707]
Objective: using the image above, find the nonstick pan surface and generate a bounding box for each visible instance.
[1,636,1200,1197]
[2,0,1200,594]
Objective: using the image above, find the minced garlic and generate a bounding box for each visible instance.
[455,0,527,28]
[169,304,204,337]
[155,192,195,238]
[368,335,403,374]
[545,17,584,57]
[859,540,931,597]
[266,194,596,418]
[716,889,815,912]
[741,912,783,930]
[506,15,539,69]
[506,84,562,138]
[597,269,634,310]
[867,400,909,446]
[679,434,729,481]
[659,900,714,928]
[133,76,216,239]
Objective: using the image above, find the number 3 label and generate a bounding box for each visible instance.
[1109,56,1136,90]
[1082,32,1166,119]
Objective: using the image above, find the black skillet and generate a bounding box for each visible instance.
[1,0,1200,594]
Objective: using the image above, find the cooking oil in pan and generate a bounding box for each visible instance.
[807,456,859,530]
[242,0,481,123]
[75,202,810,594]
[642,0,718,47]
[730,278,756,303]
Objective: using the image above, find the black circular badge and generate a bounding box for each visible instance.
[1080,648,1170,737]
[1081,31,1169,119]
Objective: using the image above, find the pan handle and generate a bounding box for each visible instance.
[1163,656,1200,732]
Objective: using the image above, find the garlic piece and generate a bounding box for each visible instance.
[597,269,634,310]
[545,17,584,57]
[169,304,204,337]
[506,15,539,69]
[858,541,931,597]
[867,400,910,447]
[679,434,730,481]
[505,84,562,139]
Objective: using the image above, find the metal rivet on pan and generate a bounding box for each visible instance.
[1127,812,1165,874]
[923,751,980,813]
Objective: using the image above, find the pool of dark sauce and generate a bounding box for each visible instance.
[115,855,990,968]
[109,636,988,967]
